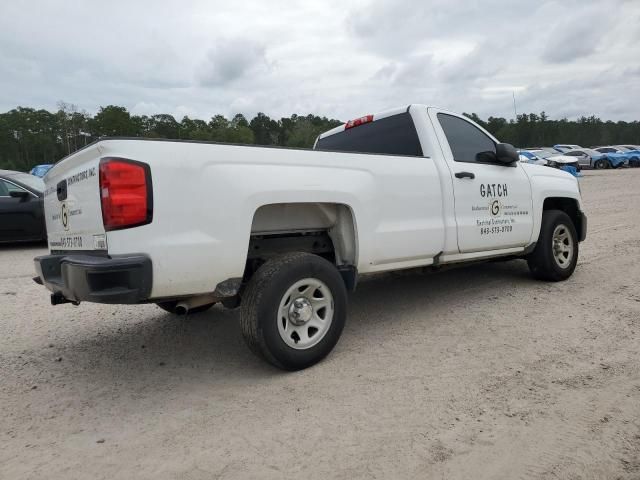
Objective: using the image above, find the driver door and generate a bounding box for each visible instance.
[429,110,534,253]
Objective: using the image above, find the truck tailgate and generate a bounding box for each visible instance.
[43,145,107,251]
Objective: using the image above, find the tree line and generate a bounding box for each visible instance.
[463,112,640,150]
[0,103,343,171]
[1,102,638,171]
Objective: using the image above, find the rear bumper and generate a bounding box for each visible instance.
[34,253,152,304]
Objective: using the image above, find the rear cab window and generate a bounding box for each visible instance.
[315,112,423,156]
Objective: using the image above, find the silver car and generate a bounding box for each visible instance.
[561,148,608,169]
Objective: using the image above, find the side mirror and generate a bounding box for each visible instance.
[9,190,30,200]
[495,143,519,165]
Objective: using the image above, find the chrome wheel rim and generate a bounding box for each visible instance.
[277,278,334,350]
[552,224,574,268]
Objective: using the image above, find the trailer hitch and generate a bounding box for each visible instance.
[50,292,80,306]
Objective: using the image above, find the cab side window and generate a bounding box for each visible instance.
[4,181,27,194]
[437,113,496,163]
[0,180,11,196]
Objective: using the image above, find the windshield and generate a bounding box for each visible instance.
[7,173,45,192]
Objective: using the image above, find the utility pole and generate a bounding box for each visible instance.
[512,91,518,119]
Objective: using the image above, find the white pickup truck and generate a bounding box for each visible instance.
[34,105,587,370]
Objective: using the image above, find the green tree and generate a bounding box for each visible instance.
[250,112,279,145]
[2,103,640,171]
[90,105,138,137]
[145,114,180,138]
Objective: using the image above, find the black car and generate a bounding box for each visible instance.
[0,169,47,243]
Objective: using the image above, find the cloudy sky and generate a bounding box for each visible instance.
[1,0,639,122]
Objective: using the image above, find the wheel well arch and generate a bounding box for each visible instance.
[542,197,582,234]
[246,202,359,289]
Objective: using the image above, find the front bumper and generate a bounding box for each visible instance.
[34,253,152,304]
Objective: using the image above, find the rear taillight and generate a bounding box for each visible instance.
[345,114,373,129]
[99,158,153,231]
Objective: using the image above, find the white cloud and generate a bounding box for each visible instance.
[0,0,638,121]
[197,40,267,86]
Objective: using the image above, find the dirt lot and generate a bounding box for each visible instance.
[1,169,639,479]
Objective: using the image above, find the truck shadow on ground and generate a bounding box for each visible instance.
[49,258,536,389]
[0,241,47,251]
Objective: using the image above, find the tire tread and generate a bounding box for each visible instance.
[527,209,578,281]
[240,252,344,370]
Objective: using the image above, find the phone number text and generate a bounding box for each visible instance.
[480,225,513,235]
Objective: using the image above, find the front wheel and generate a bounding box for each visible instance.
[240,252,347,370]
[527,210,578,281]
[594,159,609,169]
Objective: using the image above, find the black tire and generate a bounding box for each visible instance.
[630,157,639,168]
[594,159,609,169]
[240,252,347,370]
[527,210,578,281]
[155,301,215,314]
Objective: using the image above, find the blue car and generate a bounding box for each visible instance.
[518,150,546,164]
[615,146,640,167]
[29,164,54,177]
[593,148,630,169]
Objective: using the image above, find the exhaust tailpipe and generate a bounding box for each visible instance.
[175,294,218,315]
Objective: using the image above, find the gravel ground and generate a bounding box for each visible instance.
[1,169,639,479]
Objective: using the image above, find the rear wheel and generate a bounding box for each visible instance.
[240,252,347,370]
[527,210,578,281]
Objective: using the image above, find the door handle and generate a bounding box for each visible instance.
[455,171,475,179]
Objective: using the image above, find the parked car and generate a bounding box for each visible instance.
[30,164,54,177]
[561,148,608,169]
[614,146,640,167]
[545,155,582,176]
[525,147,560,156]
[522,149,581,173]
[554,144,582,153]
[619,145,640,151]
[593,147,631,168]
[0,170,46,243]
[33,105,586,370]
[518,150,547,165]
